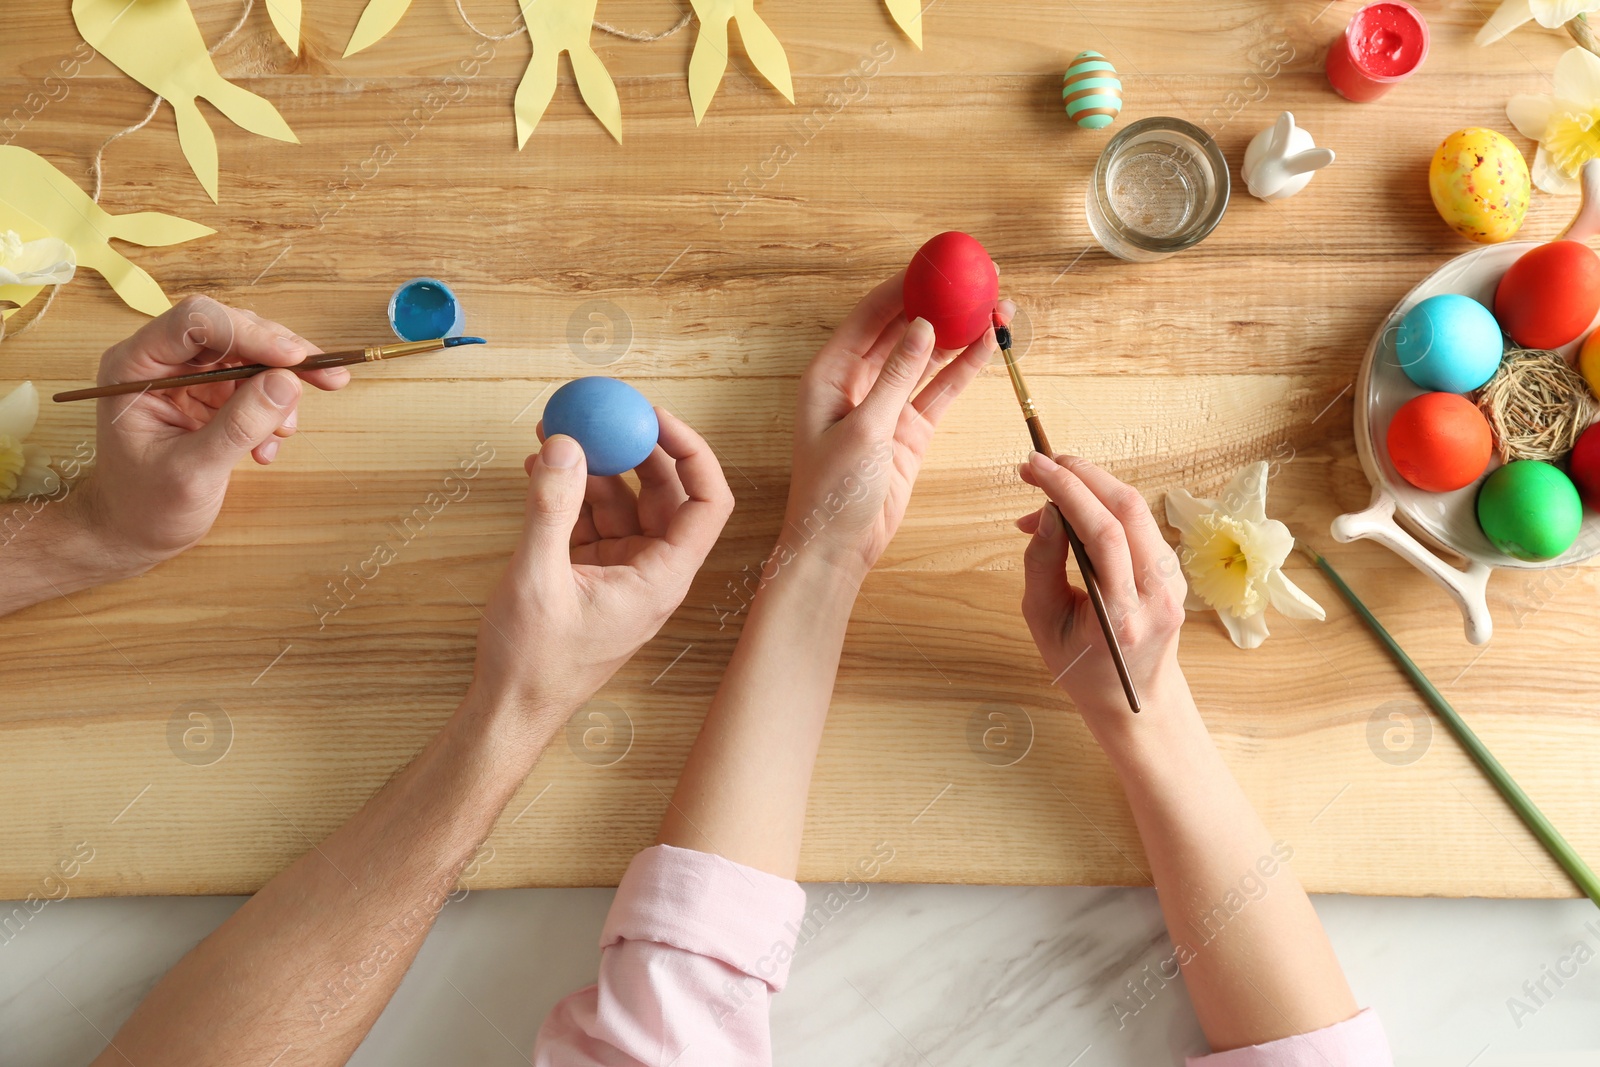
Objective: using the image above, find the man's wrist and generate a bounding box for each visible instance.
[455,683,573,757]
[0,483,139,615]
[68,475,168,581]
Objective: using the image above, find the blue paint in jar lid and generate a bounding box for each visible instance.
[388,277,465,341]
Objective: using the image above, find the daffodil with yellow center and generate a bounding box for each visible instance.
[1477,0,1600,45]
[0,231,75,289]
[0,382,59,501]
[1164,462,1324,650]
[1508,47,1600,194]
[0,434,27,497]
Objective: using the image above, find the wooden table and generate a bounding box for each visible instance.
[2,0,1596,900]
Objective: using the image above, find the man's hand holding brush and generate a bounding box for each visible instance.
[1,296,346,615]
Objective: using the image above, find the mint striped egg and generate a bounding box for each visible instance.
[1063,51,1122,130]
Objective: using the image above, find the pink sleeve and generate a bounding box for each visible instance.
[1187,1008,1393,1067]
[533,844,809,1067]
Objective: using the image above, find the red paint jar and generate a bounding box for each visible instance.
[1326,1,1429,102]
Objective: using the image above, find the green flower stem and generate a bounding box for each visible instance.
[1566,14,1599,57]
[1300,544,1600,909]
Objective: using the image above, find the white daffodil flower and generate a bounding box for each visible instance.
[1164,461,1324,650]
[0,231,76,288]
[1477,0,1600,45]
[1508,47,1600,194]
[0,382,59,500]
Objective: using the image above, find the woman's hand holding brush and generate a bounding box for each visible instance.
[1017,453,1188,739]
[1017,456,1364,1051]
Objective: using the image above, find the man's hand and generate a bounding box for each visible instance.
[469,410,734,735]
[0,297,346,616]
[76,295,350,577]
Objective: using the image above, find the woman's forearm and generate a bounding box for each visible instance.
[657,286,992,880]
[657,546,861,878]
[1101,680,1358,1052]
[93,689,558,1067]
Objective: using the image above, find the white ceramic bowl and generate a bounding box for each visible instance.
[1332,241,1600,645]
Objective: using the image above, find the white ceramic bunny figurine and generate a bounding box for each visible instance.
[1243,112,1335,201]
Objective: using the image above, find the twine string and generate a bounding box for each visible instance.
[7,0,257,341]
[452,0,693,41]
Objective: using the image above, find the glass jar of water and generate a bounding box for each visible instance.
[1086,117,1229,262]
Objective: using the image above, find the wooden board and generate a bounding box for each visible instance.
[2,0,1596,899]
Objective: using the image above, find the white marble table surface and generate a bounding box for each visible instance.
[4,885,1598,1065]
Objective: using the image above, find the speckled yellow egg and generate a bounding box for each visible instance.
[1428,128,1530,244]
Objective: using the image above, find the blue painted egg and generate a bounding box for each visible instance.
[542,377,659,477]
[1063,51,1122,130]
[1394,293,1504,393]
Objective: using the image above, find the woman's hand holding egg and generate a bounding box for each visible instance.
[467,410,734,737]
[783,271,1007,580]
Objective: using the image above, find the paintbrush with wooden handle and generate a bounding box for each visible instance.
[996,312,1141,713]
[53,336,486,403]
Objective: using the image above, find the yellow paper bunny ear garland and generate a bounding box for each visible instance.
[341,0,809,138]
[883,0,923,49]
[71,0,298,203]
[345,0,415,56]
[266,0,304,54]
[687,0,793,124]
[516,0,623,144]
[0,146,214,319]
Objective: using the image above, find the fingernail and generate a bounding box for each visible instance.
[262,371,299,407]
[283,407,298,432]
[1029,451,1059,474]
[1037,504,1058,539]
[540,434,581,469]
[904,317,935,356]
[260,439,279,463]
[275,335,303,357]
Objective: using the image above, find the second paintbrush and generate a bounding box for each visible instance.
[52,336,487,403]
[996,314,1142,714]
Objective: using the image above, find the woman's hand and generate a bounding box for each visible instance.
[469,410,734,733]
[1017,453,1190,735]
[785,271,1009,581]
[77,295,349,578]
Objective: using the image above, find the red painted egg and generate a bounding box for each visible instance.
[1494,240,1600,350]
[903,231,999,349]
[1386,392,1493,492]
[1570,422,1600,508]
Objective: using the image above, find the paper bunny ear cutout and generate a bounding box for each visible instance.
[72,0,298,203]
[344,0,414,56]
[344,0,624,143]
[883,0,922,48]
[515,0,623,144]
[687,0,794,124]
[0,147,214,318]
[267,0,303,54]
